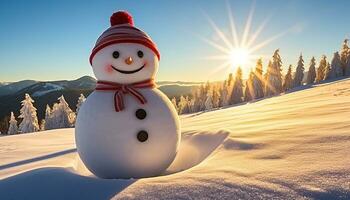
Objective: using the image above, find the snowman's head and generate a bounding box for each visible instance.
[91,43,159,84]
[89,11,160,84]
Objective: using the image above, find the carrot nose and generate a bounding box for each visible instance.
[125,57,133,65]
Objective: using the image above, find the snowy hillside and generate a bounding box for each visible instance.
[1,78,350,199]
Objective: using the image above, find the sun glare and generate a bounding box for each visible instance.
[230,48,249,68]
[198,1,295,77]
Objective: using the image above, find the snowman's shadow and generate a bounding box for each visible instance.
[74,130,229,177]
[162,130,229,175]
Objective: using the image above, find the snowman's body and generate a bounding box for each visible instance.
[75,11,181,179]
[76,88,180,178]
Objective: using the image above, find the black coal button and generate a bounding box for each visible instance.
[137,130,148,142]
[135,109,147,120]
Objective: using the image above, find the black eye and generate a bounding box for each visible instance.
[137,50,144,58]
[112,51,119,59]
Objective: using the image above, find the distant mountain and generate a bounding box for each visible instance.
[0,76,200,132]
[158,84,196,98]
[0,80,38,96]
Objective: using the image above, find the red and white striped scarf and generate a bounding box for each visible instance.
[95,79,156,112]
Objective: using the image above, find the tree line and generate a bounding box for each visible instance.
[3,94,86,135]
[171,39,350,114]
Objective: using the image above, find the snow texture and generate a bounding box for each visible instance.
[1,78,350,199]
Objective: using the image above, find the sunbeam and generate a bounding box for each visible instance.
[197,1,294,77]
[241,2,255,47]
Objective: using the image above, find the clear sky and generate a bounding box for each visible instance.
[0,0,349,82]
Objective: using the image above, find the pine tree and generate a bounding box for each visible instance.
[244,70,255,101]
[324,62,331,80]
[253,58,264,99]
[283,65,293,91]
[18,94,39,133]
[230,67,244,104]
[7,112,18,135]
[220,81,230,107]
[51,103,59,128]
[306,57,317,84]
[188,98,196,113]
[346,52,350,76]
[204,91,214,110]
[293,54,305,87]
[333,52,344,77]
[76,94,86,114]
[50,95,76,129]
[211,85,221,108]
[192,90,201,112]
[57,95,75,128]
[44,105,52,130]
[198,84,206,111]
[171,97,178,113]
[265,49,283,96]
[316,55,327,83]
[340,39,349,74]
[178,95,189,114]
[325,52,342,79]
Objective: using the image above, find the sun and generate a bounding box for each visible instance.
[198,1,295,76]
[230,48,250,68]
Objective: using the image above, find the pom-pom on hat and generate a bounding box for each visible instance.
[89,11,160,65]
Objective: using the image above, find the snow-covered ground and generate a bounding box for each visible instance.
[1,78,350,199]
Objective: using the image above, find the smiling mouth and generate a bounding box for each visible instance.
[111,64,145,74]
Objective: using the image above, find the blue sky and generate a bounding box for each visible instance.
[0,0,349,82]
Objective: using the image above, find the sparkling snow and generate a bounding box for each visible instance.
[0,78,350,199]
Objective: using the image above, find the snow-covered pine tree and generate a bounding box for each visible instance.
[220,81,230,107]
[76,94,86,114]
[7,112,18,135]
[324,62,332,80]
[306,57,317,84]
[325,52,342,79]
[293,54,305,87]
[171,97,178,113]
[265,49,283,96]
[204,91,214,110]
[51,95,76,129]
[178,95,189,114]
[340,39,349,74]
[244,70,255,102]
[198,84,207,111]
[230,67,244,104]
[192,90,201,112]
[333,52,344,77]
[283,65,293,91]
[211,85,221,108]
[50,103,59,128]
[253,58,264,99]
[44,104,52,130]
[346,53,350,76]
[18,93,39,133]
[315,55,327,83]
[188,98,196,113]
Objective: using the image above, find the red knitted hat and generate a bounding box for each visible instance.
[89,11,160,65]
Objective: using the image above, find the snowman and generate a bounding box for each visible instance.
[75,11,180,179]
